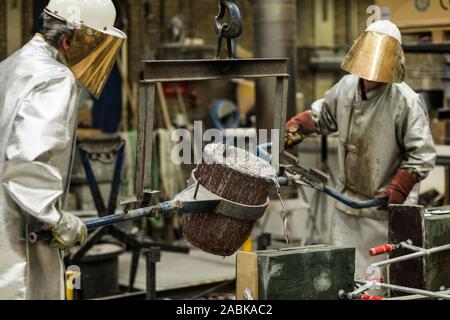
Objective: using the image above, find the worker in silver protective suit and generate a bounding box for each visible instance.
[0,0,126,299]
[286,20,436,280]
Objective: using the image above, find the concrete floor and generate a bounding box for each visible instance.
[119,247,236,292]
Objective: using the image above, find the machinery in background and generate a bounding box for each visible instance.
[253,0,298,130]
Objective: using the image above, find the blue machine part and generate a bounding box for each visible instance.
[92,64,122,134]
[211,99,241,129]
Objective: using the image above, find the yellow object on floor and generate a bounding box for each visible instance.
[66,271,77,301]
[242,239,253,253]
[65,269,82,301]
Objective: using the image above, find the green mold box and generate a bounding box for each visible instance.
[236,245,355,300]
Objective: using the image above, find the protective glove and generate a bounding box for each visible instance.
[376,169,418,206]
[285,131,304,148]
[286,111,318,135]
[51,212,88,250]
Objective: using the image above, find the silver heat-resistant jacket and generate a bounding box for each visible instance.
[0,35,80,299]
[311,75,436,219]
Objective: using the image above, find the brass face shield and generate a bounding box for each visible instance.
[341,31,406,84]
[66,25,126,99]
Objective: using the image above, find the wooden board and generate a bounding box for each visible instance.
[236,252,259,300]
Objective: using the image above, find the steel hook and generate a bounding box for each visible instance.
[215,0,243,59]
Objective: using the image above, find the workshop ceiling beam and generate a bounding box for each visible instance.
[142,58,289,83]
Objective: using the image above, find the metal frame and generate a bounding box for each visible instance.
[135,58,290,201]
[340,281,450,301]
[133,58,289,300]
[371,241,450,269]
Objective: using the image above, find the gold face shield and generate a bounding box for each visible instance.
[66,25,126,99]
[341,31,406,84]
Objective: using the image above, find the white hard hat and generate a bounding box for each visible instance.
[341,19,405,83]
[366,20,402,45]
[44,0,126,99]
[45,0,119,37]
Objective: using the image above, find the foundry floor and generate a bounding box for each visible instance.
[118,247,236,292]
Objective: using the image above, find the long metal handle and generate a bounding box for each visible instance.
[371,244,450,268]
[257,143,387,209]
[28,201,180,244]
[323,186,387,209]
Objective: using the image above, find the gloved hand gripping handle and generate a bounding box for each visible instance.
[257,143,388,210]
[323,186,387,209]
[29,201,180,244]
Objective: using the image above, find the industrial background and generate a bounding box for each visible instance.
[2,1,446,121]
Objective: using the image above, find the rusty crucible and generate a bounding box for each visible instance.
[182,144,276,256]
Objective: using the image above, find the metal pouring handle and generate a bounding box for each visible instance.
[323,186,387,209]
[256,143,388,209]
[28,201,179,244]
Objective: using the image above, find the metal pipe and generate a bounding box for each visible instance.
[372,244,450,268]
[427,244,450,254]
[253,0,298,131]
[339,284,370,300]
[28,201,180,243]
[84,201,178,229]
[389,289,450,301]
[356,281,450,300]
[372,252,428,268]
[323,186,387,209]
[256,143,387,209]
[145,247,161,300]
[401,242,426,253]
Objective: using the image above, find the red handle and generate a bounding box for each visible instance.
[361,294,384,301]
[368,244,394,256]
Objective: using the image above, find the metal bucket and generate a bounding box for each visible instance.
[182,144,275,256]
[78,243,124,299]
